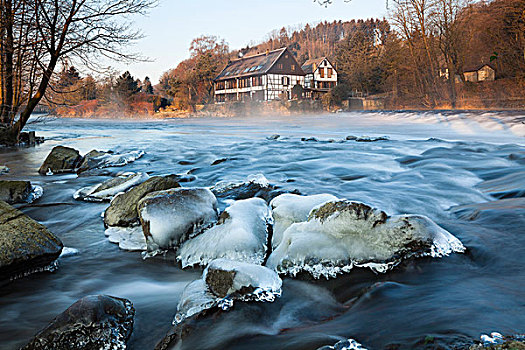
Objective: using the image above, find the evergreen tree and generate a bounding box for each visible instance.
[114,71,139,98]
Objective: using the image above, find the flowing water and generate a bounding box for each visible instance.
[0,111,524,349]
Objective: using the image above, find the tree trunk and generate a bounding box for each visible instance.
[0,0,14,125]
[13,56,58,136]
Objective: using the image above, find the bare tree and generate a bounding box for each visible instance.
[0,0,156,145]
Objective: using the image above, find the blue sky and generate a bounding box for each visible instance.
[118,0,387,84]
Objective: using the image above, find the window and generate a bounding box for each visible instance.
[319,68,325,78]
[278,63,284,70]
[282,77,289,86]
[291,64,295,71]
[327,68,333,78]
[252,76,262,86]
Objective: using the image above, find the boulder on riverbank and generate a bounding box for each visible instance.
[38,146,82,175]
[22,295,135,350]
[104,175,180,227]
[0,180,32,204]
[0,200,63,281]
[138,187,218,254]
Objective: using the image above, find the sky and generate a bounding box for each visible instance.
[115,0,387,84]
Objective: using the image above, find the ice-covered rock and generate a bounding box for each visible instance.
[212,174,294,204]
[173,259,282,325]
[77,150,145,174]
[270,193,338,248]
[317,338,368,350]
[38,146,82,175]
[0,180,43,204]
[178,198,271,268]
[104,175,180,227]
[105,226,147,251]
[267,200,465,279]
[138,187,218,254]
[74,172,149,202]
[21,295,134,350]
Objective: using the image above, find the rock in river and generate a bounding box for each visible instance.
[267,199,465,279]
[38,146,82,175]
[0,180,32,204]
[0,200,63,281]
[74,172,149,202]
[104,175,180,227]
[138,187,218,254]
[178,197,271,268]
[212,174,297,204]
[270,193,338,248]
[76,149,145,174]
[157,259,282,350]
[22,295,135,350]
[178,259,281,321]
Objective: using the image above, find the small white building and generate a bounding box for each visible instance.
[214,47,305,102]
[301,57,338,99]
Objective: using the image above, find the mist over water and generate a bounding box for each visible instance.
[0,111,523,349]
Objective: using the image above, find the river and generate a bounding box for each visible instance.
[0,111,523,349]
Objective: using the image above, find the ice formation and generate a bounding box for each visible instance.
[74,172,149,202]
[105,226,147,251]
[270,193,338,247]
[90,150,145,169]
[24,185,44,203]
[138,187,218,254]
[317,338,368,350]
[480,332,504,345]
[267,200,465,279]
[173,259,282,325]
[212,174,270,193]
[178,198,271,267]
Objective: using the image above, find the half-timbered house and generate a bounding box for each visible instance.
[214,48,305,102]
[301,57,338,99]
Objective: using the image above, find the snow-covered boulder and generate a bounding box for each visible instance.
[76,150,144,174]
[138,187,218,254]
[212,174,294,204]
[74,173,149,202]
[178,198,271,268]
[103,175,180,227]
[270,193,338,248]
[267,200,465,279]
[174,259,282,325]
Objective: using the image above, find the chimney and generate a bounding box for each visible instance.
[266,49,269,56]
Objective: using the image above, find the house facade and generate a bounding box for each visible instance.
[214,48,305,102]
[301,57,338,99]
[463,64,496,82]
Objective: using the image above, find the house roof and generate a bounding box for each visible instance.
[215,48,292,81]
[301,57,327,74]
[463,63,495,73]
